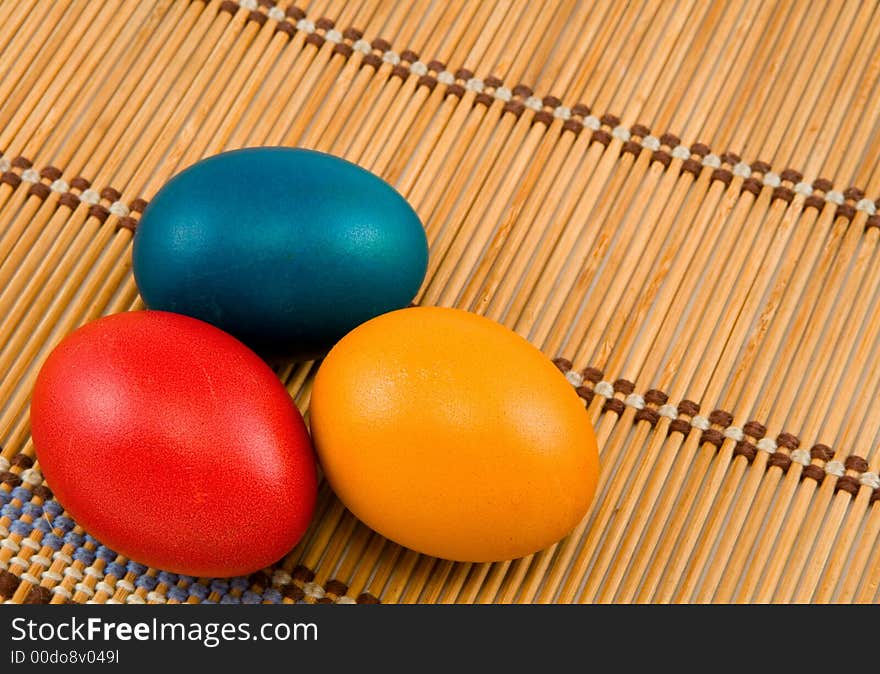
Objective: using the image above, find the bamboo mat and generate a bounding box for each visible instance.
[1,0,879,605]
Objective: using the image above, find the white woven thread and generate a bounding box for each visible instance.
[612,126,631,142]
[732,162,751,178]
[1,539,20,552]
[594,381,614,398]
[324,29,343,43]
[267,6,285,22]
[79,189,100,205]
[296,18,315,33]
[583,115,601,131]
[409,61,428,76]
[794,181,813,196]
[272,570,292,586]
[641,135,661,151]
[723,426,744,442]
[825,461,846,477]
[553,106,571,120]
[466,77,484,93]
[690,415,710,431]
[50,179,69,193]
[51,585,71,599]
[95,581,115,595]
[352,39,371,54]
[825,190,845,205]
[859,472,880,489]
[625,393,645,410]
[303,581,325,599]
[21,573,40,585]
[238,0,258,10]
[382,50,400,65]
[52,551,72,565]
[437,70,455,85]
[20,469,42,486]
[42,570,62,582]
[116,579,135,592]
[702,154,721,168]
[74,582,94,597]
[63,567,83,581]
[494,86,512,102]
[20,538,40,551]
[524,96,543,111]
[336,596,357,604]
[0,456,9,471]
[565,370,584,387]
[126,593,146,604]
[757,438,777,453]
[147,591,166,603]
[763,172,781,188]
[856,198,876,215]
[657,404,678,419]
[0,157,10,172]
[21,168,39,183]
[671,145,690,160]
[109,201,129,217]
[30,555,50,568]
[790,449,812,466]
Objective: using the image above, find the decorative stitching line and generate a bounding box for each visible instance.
[2,2,880,220]
[242,2,880,216]
[0,466,373,604]
[0,158,143,231]
[551,358,880,499]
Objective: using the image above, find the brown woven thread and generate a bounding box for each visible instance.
[811,444,834,461]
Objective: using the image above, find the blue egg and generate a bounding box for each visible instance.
[133,148,428,359]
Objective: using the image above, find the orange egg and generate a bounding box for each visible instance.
[310,307,599,562]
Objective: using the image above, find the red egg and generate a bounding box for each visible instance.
[30,311,317,577]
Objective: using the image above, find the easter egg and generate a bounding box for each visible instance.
[132,147,428,360]
[30,311,317,577]
[310,307,599,563]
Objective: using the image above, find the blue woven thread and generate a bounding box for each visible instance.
[135,575,158,590]
[167,586,188,601]
[126,561,147,576]
[43,533,63,550]
[0,486,290,605]
[11,487,31,501]
[105,562,126,579]
[73,548,95,565]
[241,591,262,604]
[157,571,178,586]
[188,583,209,600]
[230,577,249,591]
[210,579,229,594]
[10,520,32,535]
[53,516,74,533]
[96,546,117,562]
[263,589,282,604]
